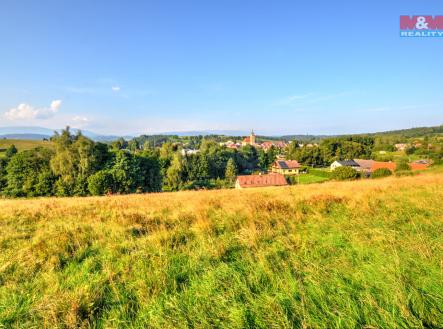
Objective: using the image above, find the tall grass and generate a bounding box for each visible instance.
[0,172,442,328]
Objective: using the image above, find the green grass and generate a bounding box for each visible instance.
[297,173,330,184]
[0,173,442,328]
[0,139,53,157]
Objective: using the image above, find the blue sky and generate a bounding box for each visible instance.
[0,0,442,135]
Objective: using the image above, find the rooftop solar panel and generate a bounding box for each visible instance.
[278,161,289,169]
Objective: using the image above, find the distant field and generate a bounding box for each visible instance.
[372,150,431,162]
[297,173,330,184]
[0,171,442,327]
[0,139,53,157]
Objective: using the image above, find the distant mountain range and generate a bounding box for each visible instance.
[1,125,442,142]
[0,127,132,142]
[0,127,253,141]
[155,130,250,137]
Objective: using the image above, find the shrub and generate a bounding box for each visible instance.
[88,170,115,195]
[35,170,56,196]
[4,149,52,197]
[371,168,392,179]
[331,166,359,180]
[286,176,298,185]
[5,144,18,158]
[405,146,416,155]
[396,161,411,172]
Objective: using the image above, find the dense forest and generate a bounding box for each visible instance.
[1,126,442,197]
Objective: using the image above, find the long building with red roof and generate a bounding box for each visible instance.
[235,173,288,189]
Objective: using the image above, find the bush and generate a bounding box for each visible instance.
[405,146,416,155]
[286,176,298,185]
[88,170,115,195]
[371,168,392,179]
[331,166,359,180]
[396,161,411,172]
[35,170,56,196]
[4,149,52,197]
[5,144,18,158]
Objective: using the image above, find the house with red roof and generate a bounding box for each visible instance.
[371,161,397,172]
[370,161,429,172]
[271,160,302,175]
[235,173,288,189]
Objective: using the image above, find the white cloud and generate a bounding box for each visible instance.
[72,115,89,123]
[4,103,35,120]
[4,100,62,120]
[112,86,121,92]
[51,100,62,110]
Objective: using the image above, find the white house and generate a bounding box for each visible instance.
[181,149,200,156]
[330,160,360,171]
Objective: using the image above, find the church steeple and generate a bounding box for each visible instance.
[250,129,256,145]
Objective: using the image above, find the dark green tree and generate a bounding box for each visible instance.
[165,153,183,191]
[225,158,237,186]
[137,152,162,192]
[88,170,114,195]
[35,169,56,196]
[286,141,299,160]
[50,127,107,196]
[5,148,53,197]
[0,158,8,192]
[5,144,18,158]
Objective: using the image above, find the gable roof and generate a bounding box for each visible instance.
[370,161,429,172]
[261,141,273,147]
[236,173,288,188]
[409,162,429,171]
[354,159,374,170]
[371,161,396,172]
[273,141,287,148]
[335,160,360,167]
[273,160,301,169]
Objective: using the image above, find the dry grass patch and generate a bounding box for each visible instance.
[0,172,442,328]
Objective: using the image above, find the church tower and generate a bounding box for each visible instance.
[250,129,256,145]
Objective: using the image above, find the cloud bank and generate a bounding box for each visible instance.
[5,100,62,120]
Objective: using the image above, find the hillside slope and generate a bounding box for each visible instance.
[0,139,54,157]
[0,173,442,328]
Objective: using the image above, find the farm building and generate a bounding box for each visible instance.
[330,160,360,171]
[235,173,288,189]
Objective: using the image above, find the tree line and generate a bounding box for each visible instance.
[0,128,279,197]
[286,136,375,167]
[2,127,442,198]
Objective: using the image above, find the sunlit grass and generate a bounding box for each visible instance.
[0,139,54,157]
[0,171,442,328]
[297,173,330,184]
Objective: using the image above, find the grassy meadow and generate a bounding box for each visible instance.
[0,139,53,158]
[0,171,442,328]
